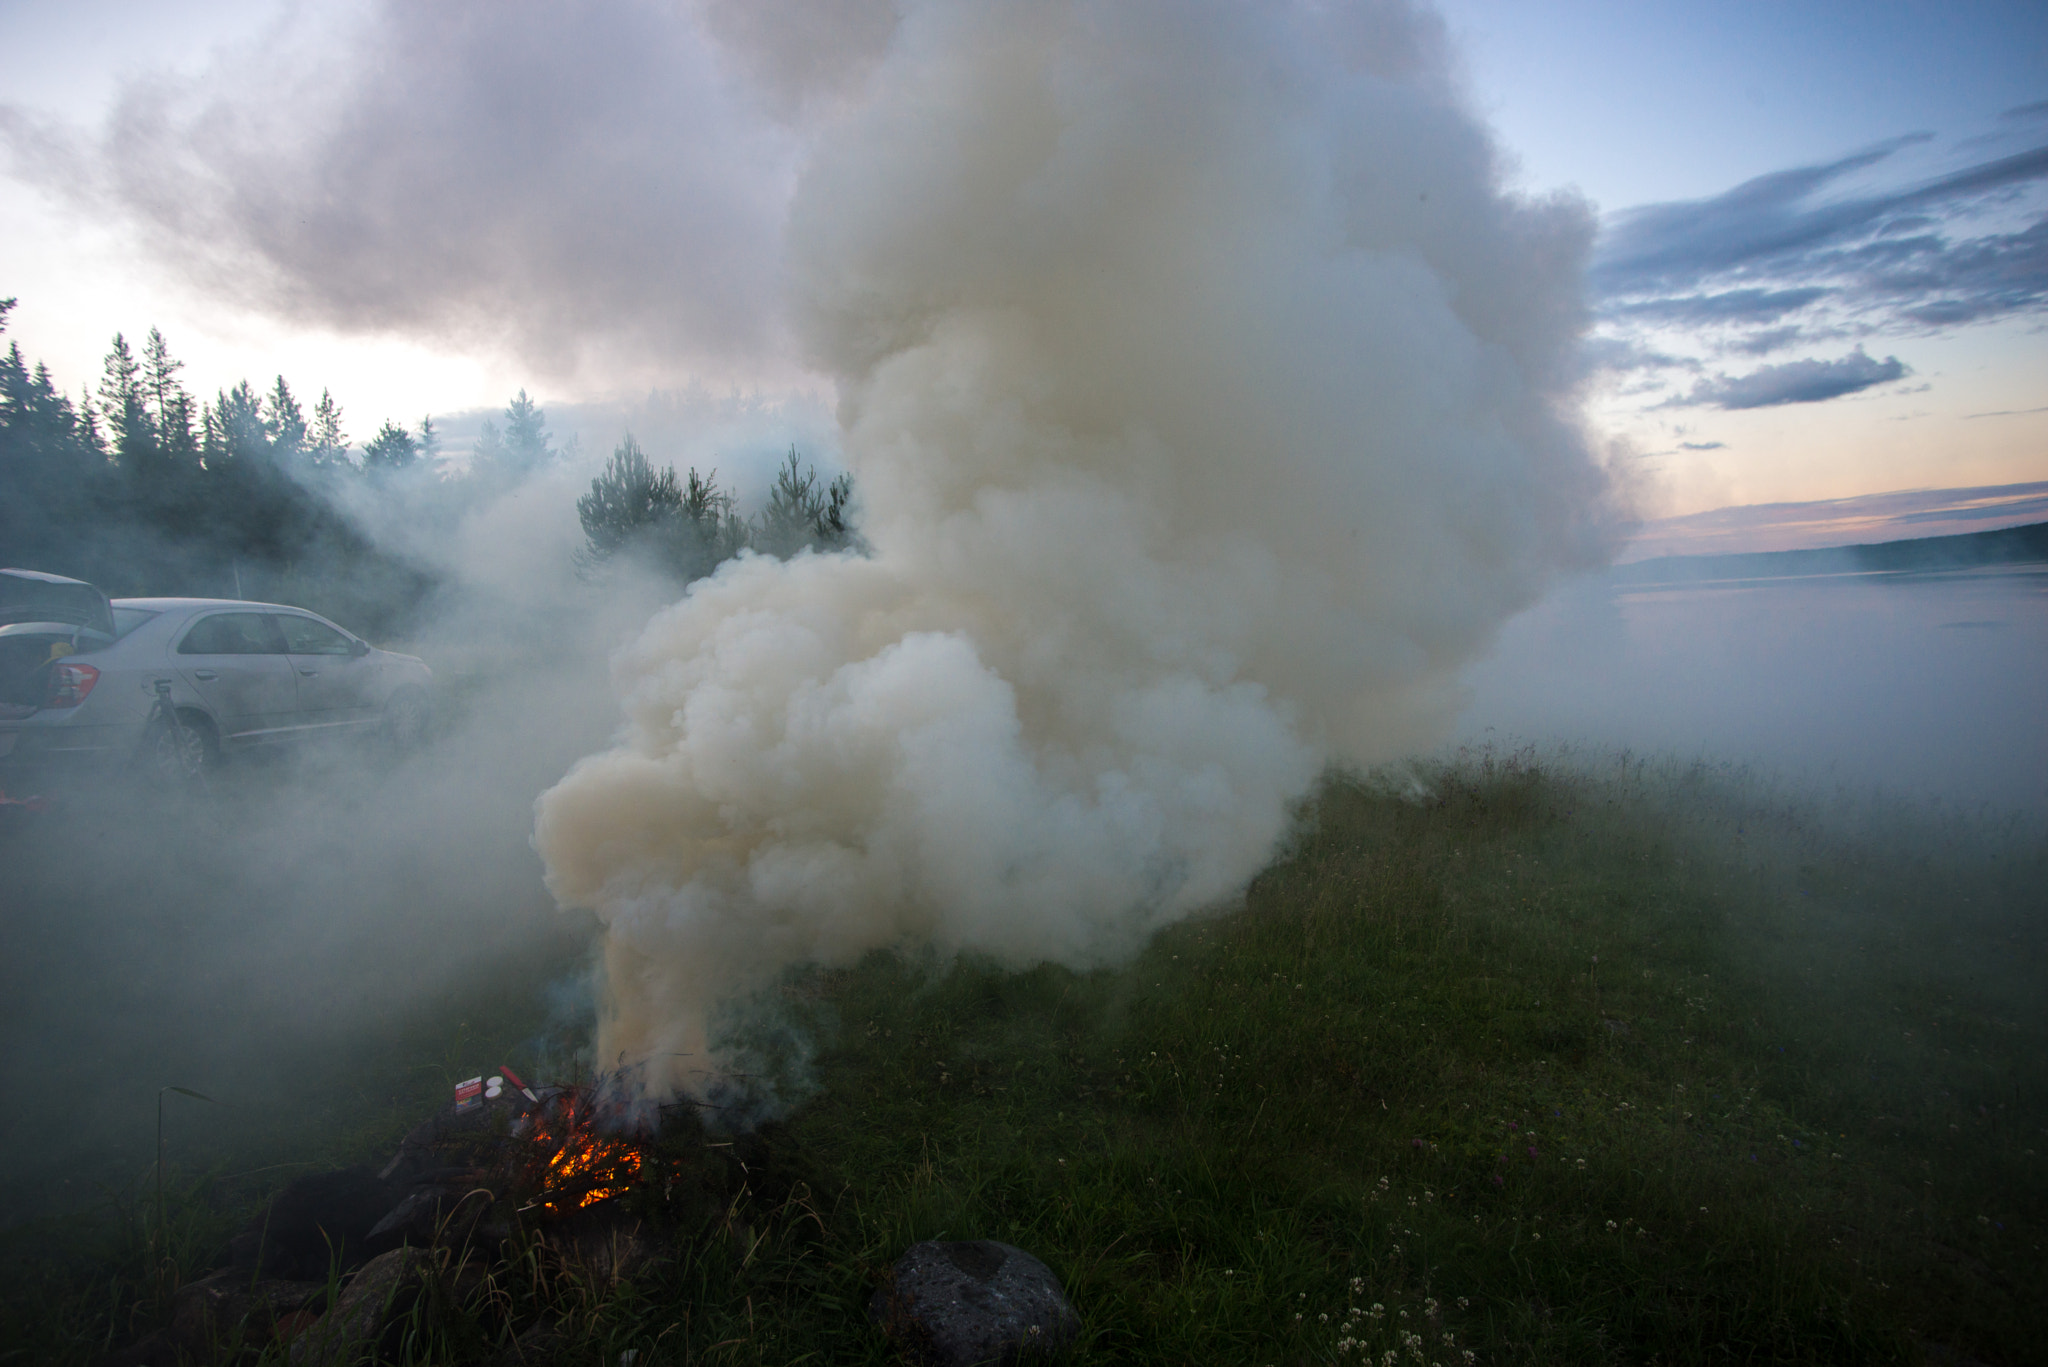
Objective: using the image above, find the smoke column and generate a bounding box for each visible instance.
[534,0,1617,1106]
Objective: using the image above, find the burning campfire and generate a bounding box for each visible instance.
[123,1069,713,1366]
[420,1065,666,1219]
[216,1064,684,1296]
[514,1082,648,1215]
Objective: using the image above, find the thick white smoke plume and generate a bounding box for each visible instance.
[534,0,1617,1105]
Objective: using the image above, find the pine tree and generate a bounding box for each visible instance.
[501,390,552,476]
[140,328,199,467]
[360,419,419,476]
[753,448,856,558]
[142,328,182,421]
[307,389,348,468]
[97,332,155,464]
[4,307,114,577]
[416,415,440,469]
[204,380,270,468]
[575,435,747,583]
[266,377,307,463]
[577,435,676,560]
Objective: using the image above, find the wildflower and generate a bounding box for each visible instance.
[1606,1220,1618,1231]
[1456,1297,1468,1309]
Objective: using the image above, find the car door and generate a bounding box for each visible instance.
[173,611,298,743]
[274,612,381,732]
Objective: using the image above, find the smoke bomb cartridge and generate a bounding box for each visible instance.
[454,1076,484,1113]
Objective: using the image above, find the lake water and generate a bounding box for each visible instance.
[1457,563,2048,818]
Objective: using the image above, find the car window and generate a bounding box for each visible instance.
[178,612,286,655]
[110,607,158,639]
[276,614,355,656]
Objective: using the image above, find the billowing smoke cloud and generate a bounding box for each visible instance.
[533,0,1617,1107]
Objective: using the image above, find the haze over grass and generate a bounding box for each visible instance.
[5,749,2041,1364]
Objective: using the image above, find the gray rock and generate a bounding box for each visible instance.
[870,1240,1079,1366]
[170,1269,324,1352]
[230,1165,404,1280]
[289,1247,428,1366]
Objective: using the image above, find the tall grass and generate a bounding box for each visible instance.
[5,749,2043,1364]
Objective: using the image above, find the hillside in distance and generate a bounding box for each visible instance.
[1612,519,2048,586]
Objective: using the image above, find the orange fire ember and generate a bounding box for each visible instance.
[524,1089,646,1213]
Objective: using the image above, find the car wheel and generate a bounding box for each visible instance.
[383,688,431,752]
[143,709,218,788]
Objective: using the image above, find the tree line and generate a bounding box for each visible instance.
[1,297,858,637]
[573,439,854,584]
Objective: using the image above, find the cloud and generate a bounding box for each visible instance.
[1729,325,1807,355]
[1671,347,1910,410]
[1594,139,2048,298]
[1679,440,1726,450]
[1611,286,1829,326]
[0,0,847,388]
[1585,133,2048,391]
[1579,336,1697,375]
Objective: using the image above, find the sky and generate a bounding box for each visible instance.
[1,0,2044,522]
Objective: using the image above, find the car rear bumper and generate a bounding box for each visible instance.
[0,722,140,786]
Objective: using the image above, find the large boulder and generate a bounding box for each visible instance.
[289,1247,428,1367]
[230,1165,405,1280]
[870,1240,1080,1366]
[170,1269,325,1353]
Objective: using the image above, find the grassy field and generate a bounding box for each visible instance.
[4,748,2043,1365]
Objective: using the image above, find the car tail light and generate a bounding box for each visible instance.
[45,661,100,708]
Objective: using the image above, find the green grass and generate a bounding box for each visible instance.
[5,749,2043,1364]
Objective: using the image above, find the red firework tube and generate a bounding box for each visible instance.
[499,1066,540,1103]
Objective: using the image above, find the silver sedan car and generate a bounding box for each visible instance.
[0,594,432,786]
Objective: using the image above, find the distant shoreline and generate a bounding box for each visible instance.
[1610,519,2048,586]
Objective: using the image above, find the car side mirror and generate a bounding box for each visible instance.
[349,638,370,658]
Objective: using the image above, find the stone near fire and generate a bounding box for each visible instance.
[288,1246,428,1367]
[870,1239,1080,1366]
[170,1269,325,1352]
[232,1165,404,1280]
